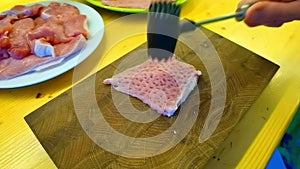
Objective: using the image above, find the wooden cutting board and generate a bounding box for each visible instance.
[25,28,279,169]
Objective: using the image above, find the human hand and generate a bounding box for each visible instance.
[238,0,300,27]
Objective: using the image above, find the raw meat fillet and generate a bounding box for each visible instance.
[41,2,80,21]
[101,0,176,9]
[54,34,86,57]
[103,57,201,117]
[8,18,35,59]
[63,15,89,38]
[27,19,73,45]
[0,2,89,79]
[0,54,52,79]
[7,4,45,18]
[40,2,89,38]
[0,35,86,79]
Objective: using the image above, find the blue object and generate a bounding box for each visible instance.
[266,149,286,169]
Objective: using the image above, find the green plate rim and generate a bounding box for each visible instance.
[86,0,188,13]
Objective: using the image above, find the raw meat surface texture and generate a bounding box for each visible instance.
[103,57,201,117]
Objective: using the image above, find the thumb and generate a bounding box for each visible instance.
[238,0,295,8]
[244,1,300,27]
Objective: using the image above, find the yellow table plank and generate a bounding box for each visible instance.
[0,0,299,168]
[237,83,299,169]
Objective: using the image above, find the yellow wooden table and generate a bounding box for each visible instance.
[0,0,299,168]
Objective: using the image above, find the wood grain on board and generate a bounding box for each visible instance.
[25,28,279,169]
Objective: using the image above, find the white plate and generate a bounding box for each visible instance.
[0,1,104,89]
